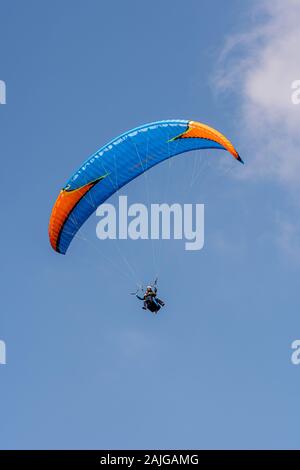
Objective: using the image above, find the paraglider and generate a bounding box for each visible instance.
[134,280,165,314]
[49,119,242,314]
[49,119,242,255]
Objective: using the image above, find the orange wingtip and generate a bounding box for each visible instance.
[178,121,241,161]
[49,182,95,253]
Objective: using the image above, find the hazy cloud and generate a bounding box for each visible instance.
[215,0,300,185]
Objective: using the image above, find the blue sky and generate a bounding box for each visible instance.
[1,0,300,449]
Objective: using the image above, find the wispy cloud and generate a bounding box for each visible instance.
[215,0,300,185]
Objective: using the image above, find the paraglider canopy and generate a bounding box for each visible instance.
[49,119,242,255]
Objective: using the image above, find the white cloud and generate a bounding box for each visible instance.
[215,0,300,185]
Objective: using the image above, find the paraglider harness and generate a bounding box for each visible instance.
[132,279,165,314]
